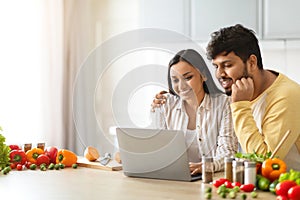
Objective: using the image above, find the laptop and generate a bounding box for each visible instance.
[116,127,202,182]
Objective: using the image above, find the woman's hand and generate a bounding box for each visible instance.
[189,162,202,175]
[150,90,168,112]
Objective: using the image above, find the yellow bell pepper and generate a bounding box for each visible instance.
[262,158,287,182]
[56,149,77,167]
[26,147,44,164]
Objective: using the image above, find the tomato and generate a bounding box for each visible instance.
[36,154,50,166]
[276,195,289,200]
[276,180,297,196]
[256,162,262,174]
[16,164,23,171]
[224,181,233,188]
[288,185,300,200]
[240,184,255,192]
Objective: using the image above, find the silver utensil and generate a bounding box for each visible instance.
[99,152,112,166]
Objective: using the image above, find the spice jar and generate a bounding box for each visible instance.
[202,156,214,183]
[23,143,32,152]
[224,157,234,182]
[244,161,256,185]
[37,142,45,151]
[232,160,244,184]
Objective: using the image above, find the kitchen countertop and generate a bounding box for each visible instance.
[0,167,276,200]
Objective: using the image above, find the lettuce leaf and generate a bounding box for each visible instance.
[0,127,10,170]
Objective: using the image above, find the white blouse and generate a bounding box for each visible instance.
[150,93,238,172]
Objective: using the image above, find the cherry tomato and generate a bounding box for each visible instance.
[16,164,23,171]
[232,182,242,187]
[240,184,255,192]
[288,185,300,200]
[25,161,32,169]
[276,180,297,196]
[224,181,233,188]
[10,163,16,169]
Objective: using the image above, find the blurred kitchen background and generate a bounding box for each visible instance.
[0,0,299,155]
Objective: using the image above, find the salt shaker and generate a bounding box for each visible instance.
[244,161,257,185]
[232,160,244,184]
[202,156,214,183]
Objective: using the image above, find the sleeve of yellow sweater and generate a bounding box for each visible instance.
[230,101,268,154]
[231,84,300,157]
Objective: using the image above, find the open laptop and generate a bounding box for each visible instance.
[116,127,202,182]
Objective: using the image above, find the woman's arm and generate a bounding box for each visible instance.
[213,96,238,172]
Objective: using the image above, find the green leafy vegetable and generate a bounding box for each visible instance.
[0,127,11,170]
[278,169,300,183]
[235,151,271,163]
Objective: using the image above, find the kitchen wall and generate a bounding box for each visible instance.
[260,40,300,84]
[73,0,300,153]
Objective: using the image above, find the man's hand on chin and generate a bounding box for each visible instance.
[231,77,254,102]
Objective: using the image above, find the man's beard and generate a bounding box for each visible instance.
[225,90,232,96]
[224,65,249,96]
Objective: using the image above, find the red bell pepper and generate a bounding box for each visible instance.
[9,149,27,165]
[44,146,58,164]
[213,178,230,188]
[9,144,21,151]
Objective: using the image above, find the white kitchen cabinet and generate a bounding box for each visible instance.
[286,40,300,83]
[191,0,260,42]
[263,0,300,39]
[139,0,190,38]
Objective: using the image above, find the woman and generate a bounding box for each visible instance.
[150,49,238,174]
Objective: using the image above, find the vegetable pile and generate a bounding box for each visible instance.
[256,158,300,200]
[207,177,258,199]
[0,127,79,175]
[8,146,78,173]
[205,151,300,199]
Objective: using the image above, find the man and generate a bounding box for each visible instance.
[152,24,300,170]
[207,24,300,170]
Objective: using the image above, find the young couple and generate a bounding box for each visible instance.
[150,24,300,174]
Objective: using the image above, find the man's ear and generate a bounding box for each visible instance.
[248,54,258,72]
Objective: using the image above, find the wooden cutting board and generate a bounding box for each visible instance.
[77,156,122,171]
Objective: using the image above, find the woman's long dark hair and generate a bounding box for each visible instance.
[167,49,223,96]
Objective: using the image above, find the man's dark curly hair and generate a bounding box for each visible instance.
[206,24,263,69]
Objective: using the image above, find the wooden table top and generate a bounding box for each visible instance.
[0,167,276,200]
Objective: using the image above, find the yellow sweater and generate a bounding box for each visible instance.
[231,73,300,170]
